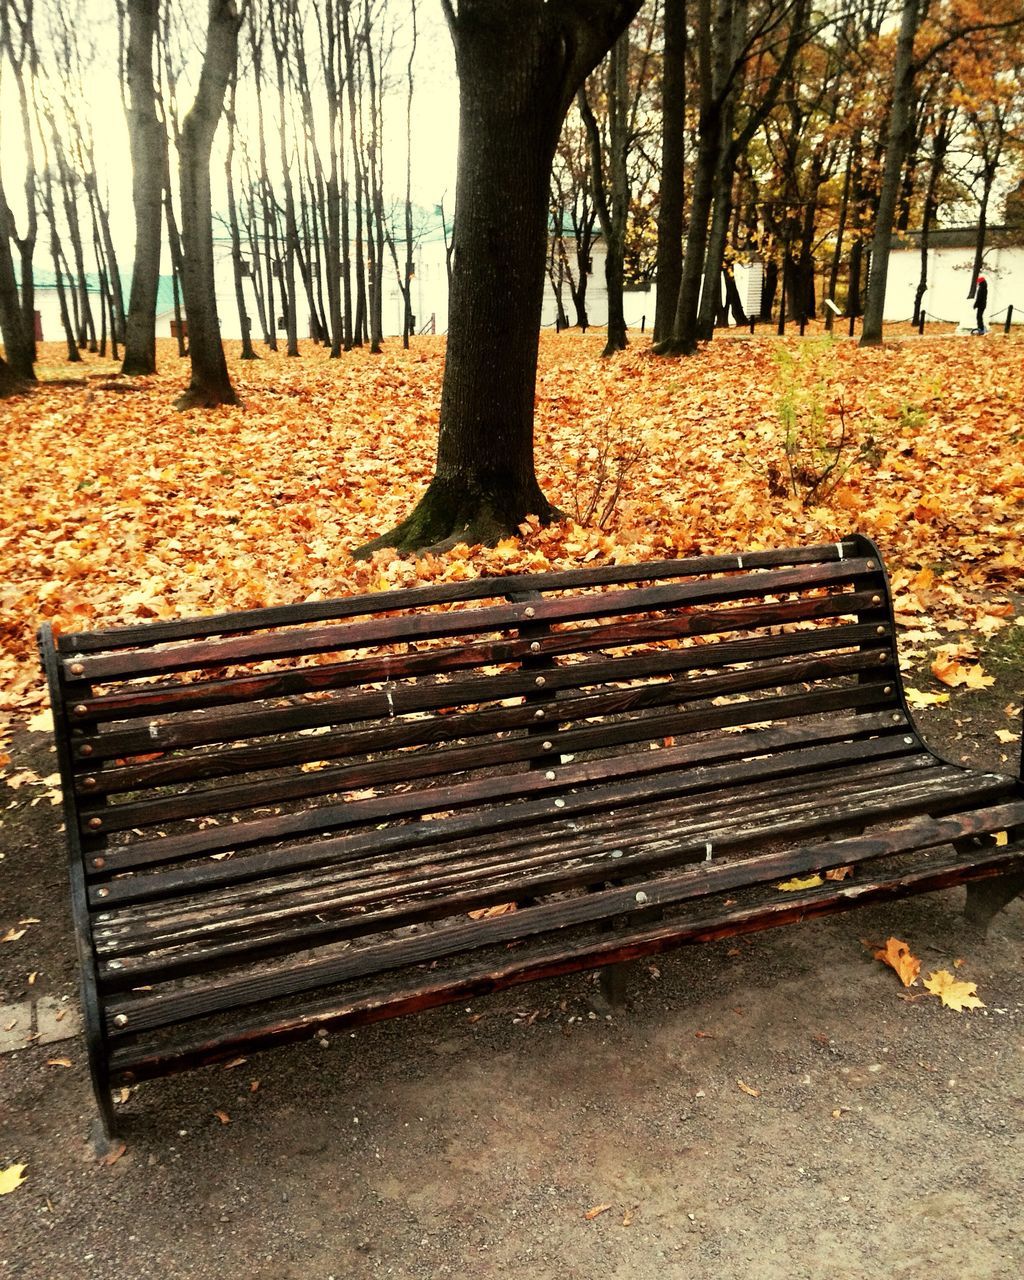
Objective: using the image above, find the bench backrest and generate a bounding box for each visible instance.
[40,534,907,908]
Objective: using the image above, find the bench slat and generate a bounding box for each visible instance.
[104,836,1024,1084]
[65,558,882,682]
[58,540,861,654]
[102,798,1024,1039]
[96,755,961,985]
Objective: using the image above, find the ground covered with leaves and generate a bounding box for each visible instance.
[1,330,1022,1278]
[2,327,1021,756]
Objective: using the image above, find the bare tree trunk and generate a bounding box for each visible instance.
[861,0,921,347]
[176,0,242,408]
[654,0,686,343]
[357,0,641,554]
[225,74,257,358]
[122,0,163,374]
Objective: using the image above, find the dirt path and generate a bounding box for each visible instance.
[1,638,1022,1280]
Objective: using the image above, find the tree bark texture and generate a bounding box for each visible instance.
[860,0,921,346]
[176,0,243,408]
[357,0,642,554]
[121,0,163,375]
[653,0,686,343]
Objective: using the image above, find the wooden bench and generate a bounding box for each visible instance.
[38,534,1024,1144]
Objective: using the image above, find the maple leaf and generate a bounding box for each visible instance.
[923,971,985,1012]
[874,937,921,987]
[904,687,950,709]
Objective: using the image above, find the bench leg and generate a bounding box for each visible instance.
[599,961,629,1010]
[964,870,1024,934]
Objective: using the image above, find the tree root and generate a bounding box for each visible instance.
[353,477,562,559]
[174,383,239,410]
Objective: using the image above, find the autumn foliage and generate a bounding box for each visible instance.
[1,330,1021,716]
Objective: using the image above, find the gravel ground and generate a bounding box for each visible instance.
[2,658,1022,1280]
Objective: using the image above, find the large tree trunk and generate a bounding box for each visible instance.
[0,352,25,396]
[860,0,921,347]
[357,0,641,555]
[0,172,35,380]
[121,0,163,375]
[653,0,686,343]
[176,0,242,409]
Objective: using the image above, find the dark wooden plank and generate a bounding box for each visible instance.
[70,589,891,725]
[104,835,1024,1083]
[67,558,883,681]
[60,539,861,655]
[102,799,1024,1037]
[88,685,909,898]
[75,590,896,781]
[96,759,974,986]
[97,741,933,951]
[83,648,897,856]
[84,624,894,823]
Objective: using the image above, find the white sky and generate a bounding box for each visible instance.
[0,0,459,264]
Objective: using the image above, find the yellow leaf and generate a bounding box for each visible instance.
[46,1056,73,1068]
[905,687,950,709]
[874,937,921,988]
[962,664,995,690]
[994,831,1008,847]
[737,1079,761,1097]
[584,1203,612,1221]
[0,1163,27,1195]
[923,970,985,1012]
[1,928,27,943]
[995,729,1016,745]
[776,874,823,892]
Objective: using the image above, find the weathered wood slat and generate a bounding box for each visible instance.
[89,681,908,888]
[96,762,993,988]
[70,592,888,726]
[67,558,882,681]
[105,837,1024,1084]
[103,801,1024,1038]
[59,539,861,655]
[98,755,942,966]
[97,741,933,950]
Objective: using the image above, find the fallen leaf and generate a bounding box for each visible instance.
[622,1207,634,1227]
[100,1141,127,1167]
[468,902,517,920]
[694,1030,715,1039]
[995,729,1016,745]
[213,1110,231,1125]
[994,831,1008,847]
[776,874,823,891]
[825,865,854,882]
[45,1056,73,1068]
[221,1057,248,1070]
[923,970,985,1011]
[584,1203,612,1221]
[904,687,950,709]
[26,709,53,734]
[1,928,27,943]
[737,1079,761,1098]
[874,937,921,988]
[0,1163,27,1195]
